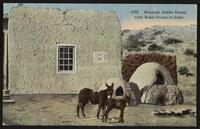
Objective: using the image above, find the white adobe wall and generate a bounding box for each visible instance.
[8,7,122,94]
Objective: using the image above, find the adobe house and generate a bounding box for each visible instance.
[7,7,122,94]
[5,7,181,106]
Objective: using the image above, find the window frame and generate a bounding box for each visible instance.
[56,43,77,74]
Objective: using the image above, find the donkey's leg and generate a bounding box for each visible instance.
[102,109,106,122]
[103,102,107,112]
[119,108,125,123]
[103,108,111,122]
[76,102,80,118]
[97,105,102,119]
[102,109,105,122]
[81,103,86,117]
[102,103,106,116]
[102,106,109,122]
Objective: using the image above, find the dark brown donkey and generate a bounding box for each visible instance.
[102,95,130,123]
[77,83,114,118]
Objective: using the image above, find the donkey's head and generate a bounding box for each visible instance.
[105,82,114,99]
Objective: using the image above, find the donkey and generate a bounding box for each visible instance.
[77,83,114,119]
[102,95,130,123]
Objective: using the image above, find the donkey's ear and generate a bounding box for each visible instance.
[105,83,109,87]
[111,82,114,87]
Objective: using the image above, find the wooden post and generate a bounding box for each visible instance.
[3,31,9,92]
[3,30,15,103]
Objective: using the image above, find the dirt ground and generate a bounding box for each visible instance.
[3,94,196,126]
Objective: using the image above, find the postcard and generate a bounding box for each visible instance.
[2,3,197,126]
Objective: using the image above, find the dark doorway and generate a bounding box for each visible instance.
[155,71,165,85]
[115,86,124,96]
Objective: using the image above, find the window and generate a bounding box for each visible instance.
[57,44,76,74]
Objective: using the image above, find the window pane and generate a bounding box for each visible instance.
[64,47,68,53]
[64,54,69,58]
[64,60,68,65]
[69,54,73,58]
[64,66,68,70]
[69,66,73,70]
[60,47,64,53]
[59,60,63,64]
[69,48,73,53]
[59,66,63,70]
[60,53,64,58]
[69,60,73,64]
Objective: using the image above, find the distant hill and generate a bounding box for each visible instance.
[122,25,197,57]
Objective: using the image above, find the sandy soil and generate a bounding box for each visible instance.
[3,94,196,126]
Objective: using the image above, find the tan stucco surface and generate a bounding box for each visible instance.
[8,7,122,94]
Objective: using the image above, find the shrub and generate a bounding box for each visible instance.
[163,38,183,45]
[146,41,153,44]
[122,29,130,35]
[164,48,175,53]
[136,32,143,39]
[124,45,141,51]
[148,44,164,51]
[149,35,155,40]
[123,35,144,52]
[193,53,197,58]
[154,30,164,35]
[184,48,194,56]
[139,40,147,47]
[178,66,189,75]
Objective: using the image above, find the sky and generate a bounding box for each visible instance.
[3,3,197,30]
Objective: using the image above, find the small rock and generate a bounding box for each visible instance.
[158,110,167,115]
[182,108,191,115]
[152,109,161,115]
[165,110,172,115]
[172,109,183,116]
[153,108,196,117]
